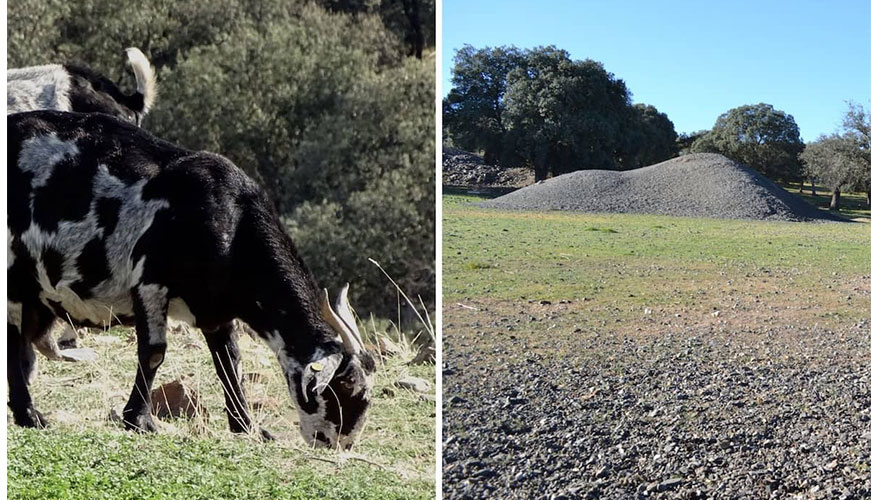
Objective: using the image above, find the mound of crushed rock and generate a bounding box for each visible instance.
[443,147,533,188]
[479,153,842,222]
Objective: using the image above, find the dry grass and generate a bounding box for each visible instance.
[10,307,435,499]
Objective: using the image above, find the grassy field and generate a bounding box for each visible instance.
[442,191,870,498]
[8,320,435,500]
[445,192,869,328]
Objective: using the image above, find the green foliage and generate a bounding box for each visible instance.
[843,101,871,151]
[676,130,709,155]
[8,0,434,319]
[504,47,633,180]
[317,0,435,59]
[801,134,868,193]
[442,45,524,164]
[622,104,679,169]
[799,102,870,211]
[443,45,678,179]
[691,103,804,182]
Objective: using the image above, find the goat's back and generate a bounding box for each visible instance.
[8,111,265,327]
[8,65,72,115]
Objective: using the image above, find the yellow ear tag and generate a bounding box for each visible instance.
[310,362,324,372]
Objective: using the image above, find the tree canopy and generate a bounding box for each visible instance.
[8,0,435,320]
[442,45,524,165]
[443,45,678,180]
[623,104,679,169]
[691,103,804,182]
[800,103,871,210]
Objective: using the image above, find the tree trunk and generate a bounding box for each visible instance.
[829,188,840,211]
[401,0,424,59]
[867,189,871,207]
[534,165,547,182]
[810,181,816,196]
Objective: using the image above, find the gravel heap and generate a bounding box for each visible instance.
[443,147,533,188]
[479,153,841,222]
[443,311,870,500]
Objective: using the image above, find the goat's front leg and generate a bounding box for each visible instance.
[204,322,274,440]
[123,284,169,433]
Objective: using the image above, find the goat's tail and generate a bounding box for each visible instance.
[125,47,157,113]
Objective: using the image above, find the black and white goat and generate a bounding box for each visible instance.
[8,111,376,449]
[8,48,157,125]
[8,48,158,360]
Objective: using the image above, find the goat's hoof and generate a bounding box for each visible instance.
[259,428,276,441]
[15,406,49,429]
[122,410,157,433]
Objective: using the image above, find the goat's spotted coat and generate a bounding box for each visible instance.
[8,48,158,355]
[7,48,157,125]
[8,111,376,448]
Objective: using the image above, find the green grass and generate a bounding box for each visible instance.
[8,321,434,500]
[444,192,869,325]
[8,429,430,500]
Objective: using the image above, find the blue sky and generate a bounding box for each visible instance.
[442,0,871,141]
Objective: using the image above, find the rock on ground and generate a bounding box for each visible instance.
[151,380,205,419]
[397,376,432,394]
[442,313,870,499]
[443,147,533,188]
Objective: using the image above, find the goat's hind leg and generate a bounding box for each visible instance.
[8,302,54,428]
[122,284,169,433]
[204,322,274,441]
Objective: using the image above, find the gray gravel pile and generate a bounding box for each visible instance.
[479,153,841,222]
[443,314,870,500]
[443,146,533,188]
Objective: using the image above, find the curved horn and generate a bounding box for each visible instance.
[321,289,361,354]
[334,283,366,351]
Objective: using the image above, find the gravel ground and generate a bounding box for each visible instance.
[443,304,870,500]
[443,147,534,188]
[478,153,842,222]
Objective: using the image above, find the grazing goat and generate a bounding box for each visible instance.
[8,111,376,449]
[8,48,158,359]
[8,48,157,125]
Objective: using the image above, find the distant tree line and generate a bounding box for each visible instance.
[9,0,435,321]
[443,45,679,181]
[444,45,869,211]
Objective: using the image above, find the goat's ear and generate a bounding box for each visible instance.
[299,353,343,403]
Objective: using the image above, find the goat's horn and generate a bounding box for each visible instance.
[334,283,365,351]
[321,289,361,354]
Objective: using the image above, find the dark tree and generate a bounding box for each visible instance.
[842,101,871,204]
[316,0,435,59]
[8,0,435,320]
[691,103,804,182]
[800,103,871,210]
[442,45,524,164]
[503,46,632,180]
[444,45,680,179]
[801,134,868,210]
[621,103,678,169]
[676,130,709,155]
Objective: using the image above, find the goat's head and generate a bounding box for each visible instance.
[282,285,376,450]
